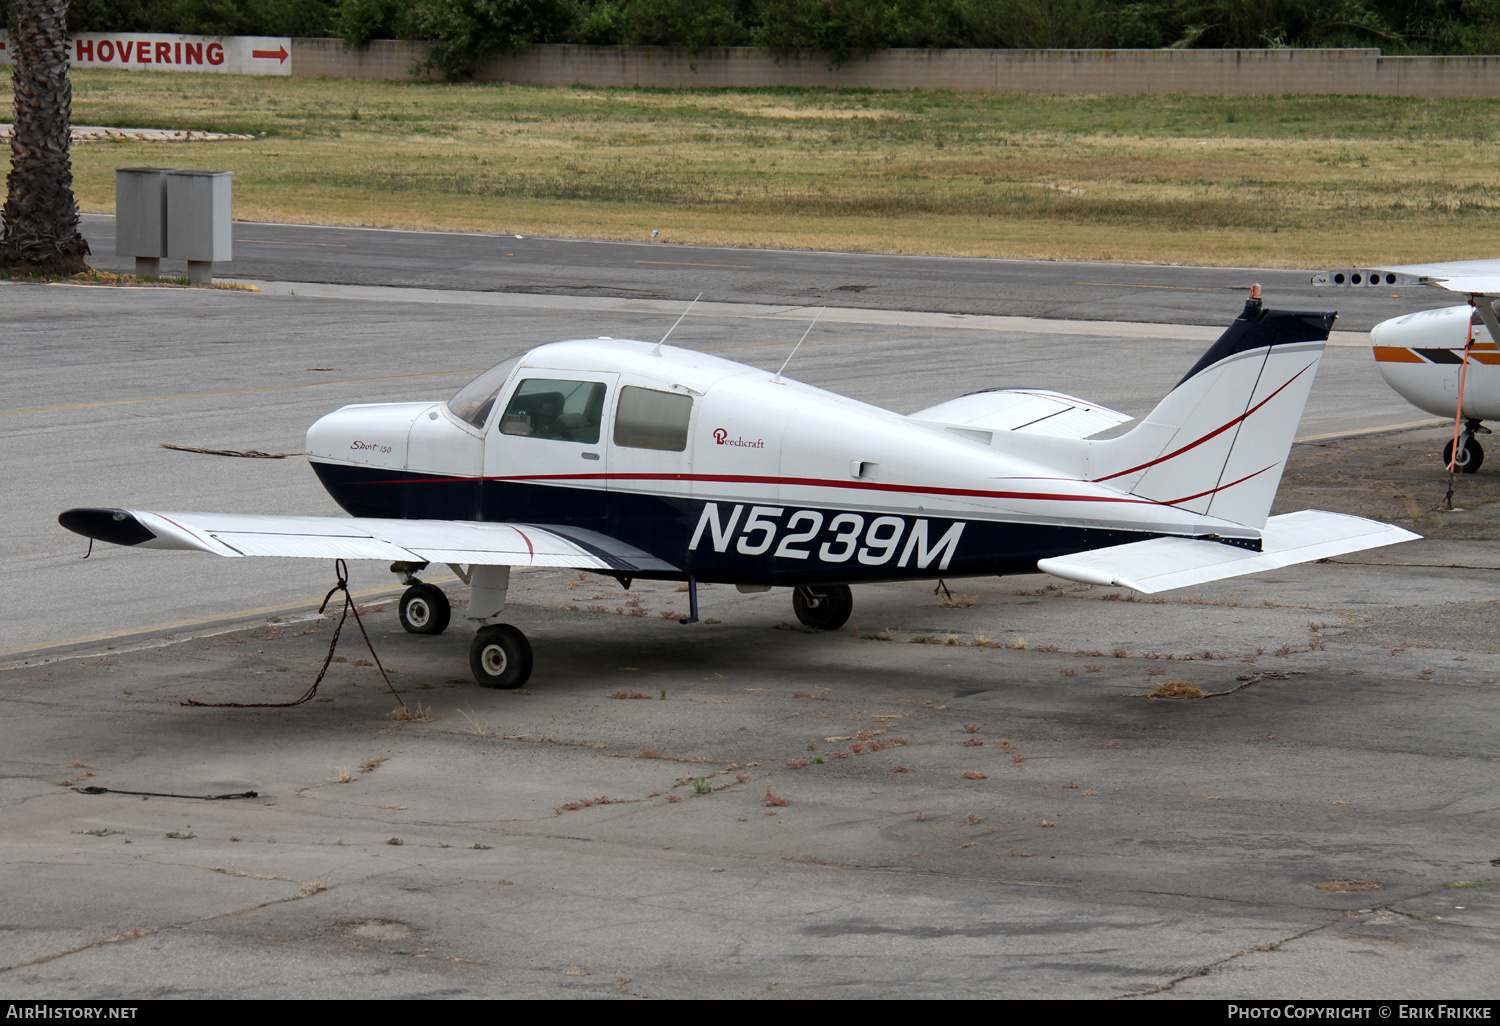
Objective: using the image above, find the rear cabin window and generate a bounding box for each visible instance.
[500,378,607,443]
[446,356,521,430]
[614,386,693,452]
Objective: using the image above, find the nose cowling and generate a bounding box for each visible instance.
[305,401,438,470]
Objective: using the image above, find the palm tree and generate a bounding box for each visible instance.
[0,0,89,274]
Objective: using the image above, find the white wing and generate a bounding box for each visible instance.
[1037,510,1418,594]
[1313,259,1500,297]
[59,508,678,573]
[909,388,1133,443]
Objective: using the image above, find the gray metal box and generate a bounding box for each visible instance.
[114,167,173,258]
[166,170,232,262]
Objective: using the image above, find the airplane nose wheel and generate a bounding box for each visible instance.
[398,583,452,634]
[792,584,853,631]
[1443,435,1485,474]
[469,624,534,689]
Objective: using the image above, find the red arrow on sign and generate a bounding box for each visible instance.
[252,46,288,63]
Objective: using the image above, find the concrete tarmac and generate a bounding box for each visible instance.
[3,273,1497,999]
[2,564,1498,998]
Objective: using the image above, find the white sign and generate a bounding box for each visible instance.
[0,33,291,75]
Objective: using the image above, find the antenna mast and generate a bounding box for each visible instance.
[653,293,703,356]
[773,308,823,383]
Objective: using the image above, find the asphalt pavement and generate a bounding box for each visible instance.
[79,213,1461,332]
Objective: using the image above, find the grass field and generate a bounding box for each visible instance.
[51,68,1500,266]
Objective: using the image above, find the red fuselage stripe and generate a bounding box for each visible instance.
[339,468,1159,506]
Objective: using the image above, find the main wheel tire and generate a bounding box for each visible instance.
[792,584,853,631]
[469,624,533,689]
[1443,436,1485,474]
[399,583,451,635]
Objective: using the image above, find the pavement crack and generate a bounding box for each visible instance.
[0,878,332,975]
[1119,919,1329,998]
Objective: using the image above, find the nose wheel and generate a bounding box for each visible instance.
[1444,435,1485,474]
[469,624,533,689]
[792,584,853,631]
[398,583,452,634]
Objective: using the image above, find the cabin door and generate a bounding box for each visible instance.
[482,371,618,529]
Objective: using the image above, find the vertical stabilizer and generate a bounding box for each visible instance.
[1085,297,1334,530]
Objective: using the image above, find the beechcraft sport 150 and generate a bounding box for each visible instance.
[1316,259,1500,473]
[61,291,1418,690]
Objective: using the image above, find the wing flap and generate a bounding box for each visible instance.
[1037,510,1419,593]
[60,508,679,574]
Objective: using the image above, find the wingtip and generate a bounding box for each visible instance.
[58,508,155,546]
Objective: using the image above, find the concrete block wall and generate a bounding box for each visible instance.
[286,39,1500,98]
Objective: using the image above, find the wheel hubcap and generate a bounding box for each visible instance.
[481,644,508,676]
[407,599,430,626]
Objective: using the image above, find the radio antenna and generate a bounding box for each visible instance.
[773,308,823,383]
[653,293,702,356]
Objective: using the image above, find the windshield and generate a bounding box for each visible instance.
[446,356,521,429]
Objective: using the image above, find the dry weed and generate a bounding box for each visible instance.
[1151,681,1208,699]
[390,702,433,722]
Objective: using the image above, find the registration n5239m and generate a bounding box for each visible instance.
[687,502,965,569]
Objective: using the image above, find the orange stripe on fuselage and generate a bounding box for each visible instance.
[1373,346,1426,364]
[1372,345,1500,365]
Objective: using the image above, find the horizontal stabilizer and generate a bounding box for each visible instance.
[58,509,679,574]
[909,388,1132,442]
[1036,510,1419,593]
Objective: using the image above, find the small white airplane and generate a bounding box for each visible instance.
[61,290,1418,690]
[1315,261,1500,472]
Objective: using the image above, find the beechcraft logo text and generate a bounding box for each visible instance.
[713,428,764,448]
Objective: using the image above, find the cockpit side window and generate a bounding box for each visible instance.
[613,386,693,452]
[500,378,607,443]
[446,356,521,430]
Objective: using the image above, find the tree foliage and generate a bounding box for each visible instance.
[5,0,1500,79]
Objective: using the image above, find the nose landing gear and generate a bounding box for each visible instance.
[1443,420,1488,474]
[398,582,452,634]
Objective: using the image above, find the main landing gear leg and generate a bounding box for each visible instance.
[466,565,533,690]
[792,584,853,631]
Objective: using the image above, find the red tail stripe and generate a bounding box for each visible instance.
[1159,463,1276,507]
[1092,361,1315,483]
